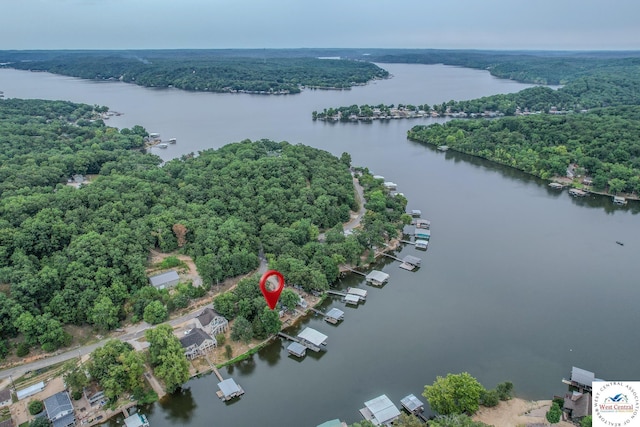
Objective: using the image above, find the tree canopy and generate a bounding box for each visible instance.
[423,372,486,415]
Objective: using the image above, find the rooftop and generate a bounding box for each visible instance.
[44,391,75,427]
[325,307,345,320]
[366,270,390,284]
[16,381,45,400]
[400,394,424,413]
[347,287,367,298]
[362,394,401,425]
[180,328,213,348]
[218,378,242,397]
[149,270,179,287]
[402,255,421,265]
[297,327,328,346]
[287,342,307,357]
[124,413,150,427]
[196,307,222,327]
[571,366,595,387]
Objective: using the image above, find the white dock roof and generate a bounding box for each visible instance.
[366,270,389,283]
[325,307,345,320]
[297,327,328,346]
[287,342,307,356]
[218,378,241,397]
[345,294,360,304]
[400,394,424,412]
[347,287,367,298]
[364,394,401,425]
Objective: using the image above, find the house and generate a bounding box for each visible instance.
[44,391,75,427]
[195,307,228,336]
[0,387,11,407]
[83,383,105,406]
[179,328,217,360]
[148,270,180,290]
[562,366,598,392]
[359,394,401,426]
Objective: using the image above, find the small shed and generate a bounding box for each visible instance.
[217,378,244,401]
[297,327,328,348]
[148,270,180,290]
[359,394,401,426]
[347,287,367,300]
[366,270,390,286]
[324,308,345,324]
[400,394,424,414]
[287,342,307,358]
[17,381,45,400]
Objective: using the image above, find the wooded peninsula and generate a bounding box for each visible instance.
[0,98,407,360]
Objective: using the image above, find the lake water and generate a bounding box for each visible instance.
[1,64,638,427]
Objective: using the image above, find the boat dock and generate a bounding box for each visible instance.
[381,253,422,271]
[399,239,416,245]
[278,331,322,352]
[342,266,367,276]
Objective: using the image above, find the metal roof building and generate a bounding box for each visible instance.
[16,381,45,400]
[366,270,390,286]
[148,270,180,290]
[400,394,424,414]
[344,294,360,305]
[402,255,421,266]
[124,413,150,427]
[287,342,307,358]
[44,391,75,427]
[324,308,345,324]
[347,287,367,300]
[359,394,401,426]
[217,378,244,401]
[297,327,328,347]
[317,420,347,427]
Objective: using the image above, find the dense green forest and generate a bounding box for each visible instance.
[0,98,406,358]
[407,106,640,195]
[0,51,389,93]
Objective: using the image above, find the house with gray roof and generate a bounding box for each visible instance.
[44,391,75,427]
[179,328,216,360]
[0,387,11,407]
[195,307,228,336]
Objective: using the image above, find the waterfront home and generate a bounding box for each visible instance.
[148,270,180,290]
[400,394,424,415]
[359,394,401,426]
[44,391,75,427]
[287,342,307,358]
[297,327,328,349]
[365,270,390,286]
[195,307,229,336]
[124,412,150,427]
[179,328,217,360]
[324,307,345,324]
[83,383,105,406]
[561,367,602,422]
[216,378,244,401]
[561,366,601,393]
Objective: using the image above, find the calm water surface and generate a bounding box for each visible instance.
[1,64,638,427]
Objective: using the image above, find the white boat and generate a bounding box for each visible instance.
[157,143,168,149]
[168,138,177,144]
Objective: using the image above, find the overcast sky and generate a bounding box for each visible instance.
[2,0,639,51]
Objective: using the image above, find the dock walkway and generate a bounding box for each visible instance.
[327,290,347,297]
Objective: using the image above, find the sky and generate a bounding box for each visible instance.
[2,0,640,51]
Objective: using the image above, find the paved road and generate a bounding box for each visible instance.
[318,176,366,240]
[0,303,213,381]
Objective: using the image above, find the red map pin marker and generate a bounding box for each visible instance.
[259,270,285,310]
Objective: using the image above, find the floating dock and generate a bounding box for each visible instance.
[287,342,307,358]
[324,308,345,324]
[365,270,390,286]
[400,394,425,415]
[216,378,245,401]
[359,394,401,426]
